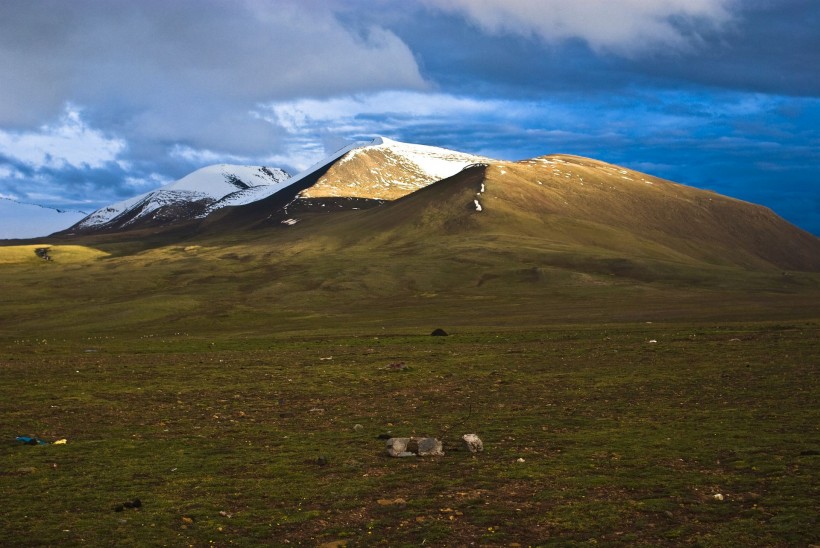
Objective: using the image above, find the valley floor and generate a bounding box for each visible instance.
[2,322,818,546]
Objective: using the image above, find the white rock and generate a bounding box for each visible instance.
[385,437,410,457]
[462,434,483,453]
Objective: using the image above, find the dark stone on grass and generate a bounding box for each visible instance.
[115,498,142,512]
[316,455,328,466]
[431,328,448,336]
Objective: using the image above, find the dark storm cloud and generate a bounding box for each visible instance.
[385,0,820,99]
[0,0,425,143]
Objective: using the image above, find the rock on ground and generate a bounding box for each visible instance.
[385,437,444,457]
[462,433,483,453]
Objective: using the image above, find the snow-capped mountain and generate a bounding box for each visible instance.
[67,137,489,234]
[68,164,290,233]
[0,198,88,239]
[199,141,364,216]
[299,136,491,200]
[209,137,488,211]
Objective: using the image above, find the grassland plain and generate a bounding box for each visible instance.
[1,201,819,546]
[1,323,819,546]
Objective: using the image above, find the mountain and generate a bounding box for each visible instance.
[65,137,489,235]
[54,137,819,278]
[3,140,819,335]
[65,164,290,234]
[0,198,87,239]
[299,136,491,200]
[313,156,820,276]
[200,144,819,275]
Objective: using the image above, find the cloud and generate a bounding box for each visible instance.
[424,0,735,55]
[264,91,499,135]
[254,91,506,168]
[0,105,126,170]
[0,0,426,154]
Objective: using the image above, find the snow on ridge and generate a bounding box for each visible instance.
[78,164,290,229]
[203,141,369,215]
[370,136,490,179]
[75,193,148,228]
[165,164,289,197]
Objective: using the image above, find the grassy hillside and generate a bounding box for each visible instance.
[1,163,819,338]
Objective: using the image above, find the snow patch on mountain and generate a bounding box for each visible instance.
[0,198,88,239]
[202,142,364,214]
[75,164,290,230]
[301,136,491,200]
[370,136,490,180]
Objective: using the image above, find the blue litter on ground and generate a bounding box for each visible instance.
[16,436,49,445]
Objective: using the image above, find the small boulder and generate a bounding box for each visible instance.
[385,437,411,457]
[417,437,444,456]
[385,437,443,457]
[431,328,448,337]
[462,434,483,453]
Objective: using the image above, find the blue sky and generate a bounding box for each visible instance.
[1,0,818,234]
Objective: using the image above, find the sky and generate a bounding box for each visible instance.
[1,0,818,234]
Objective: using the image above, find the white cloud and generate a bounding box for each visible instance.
[263,91,503,136]
[0,1,427,142]
[425,0,735,55]
[0,105,126,170]
[123,173,172,192]
[170,145,255,166]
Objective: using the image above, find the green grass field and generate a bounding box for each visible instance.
[1,323,818,546]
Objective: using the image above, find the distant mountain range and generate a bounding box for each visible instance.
[0,198,87,239]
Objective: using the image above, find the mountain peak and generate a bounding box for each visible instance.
[298,137,491,201]
[67,164,291,234]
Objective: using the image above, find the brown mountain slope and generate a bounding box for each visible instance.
[301,157,820,277]
[479,155,820,272]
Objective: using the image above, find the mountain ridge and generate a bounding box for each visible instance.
[31,136,820,279]
[66,163,291,234]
